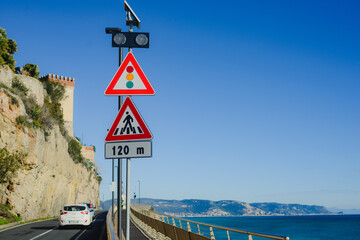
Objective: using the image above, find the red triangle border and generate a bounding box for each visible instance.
[105,97,152,142]
[105,52,155,95]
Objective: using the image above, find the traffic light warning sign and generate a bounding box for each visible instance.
[105,52,155,95]
[105,97,152,142]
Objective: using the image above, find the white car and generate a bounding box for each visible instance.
[81,202,95,218]
[59,204,93,228]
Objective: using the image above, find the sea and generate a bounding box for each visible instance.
[185,215,360,240]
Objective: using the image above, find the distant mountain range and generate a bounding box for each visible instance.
[101,198,332,216]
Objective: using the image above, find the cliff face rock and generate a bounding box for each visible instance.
[0,66,99,221]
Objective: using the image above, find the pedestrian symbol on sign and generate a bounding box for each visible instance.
[120,111,143,135]
[105,97,152,142]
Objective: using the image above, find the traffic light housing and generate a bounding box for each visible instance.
[105,28,149,48]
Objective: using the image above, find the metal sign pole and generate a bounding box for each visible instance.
[126,158,131,240]
[105,3,151,240]
[112,158,114,222]
[117,157,122,240]
[117,47,123,240]
[126,23,133,240]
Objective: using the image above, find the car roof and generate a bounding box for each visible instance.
[81,202,93,206]
[64,203,88,207]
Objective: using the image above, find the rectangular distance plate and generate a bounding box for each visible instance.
[105,141,152,159]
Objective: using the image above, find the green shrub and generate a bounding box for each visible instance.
[0,218,11,225]
[96,176,102,183]
[15,116,31,128]
[43,82,65,128]
[68,138,83,163]
[0,28,17,71]
[0,148,28,184]
[44,96,63,125]
[29,106,42,128]
[59,124,68,137]
[12,77,28,95]
[43,81,65,104]
[84,159,93,169]
[23,63,39,79]
[39,105,53,132]
[21,96,46,129]
[10,96,18,106]
[0,204,22,225]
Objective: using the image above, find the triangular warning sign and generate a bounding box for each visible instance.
[105,97,152,142]
[105,52,155,95]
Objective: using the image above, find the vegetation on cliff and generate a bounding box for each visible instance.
[0,28,101,225]
[0,148,31,224]
[0,28,100,176]
[0,28,39,78]
[0,204,21,224]
[0,148,29,184]
[0,28,17,72]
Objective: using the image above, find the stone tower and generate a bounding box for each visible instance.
[39,74,75,136]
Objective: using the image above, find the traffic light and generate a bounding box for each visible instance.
[134,193,137,199]
[126,66,134,88]
[105,28,149,48]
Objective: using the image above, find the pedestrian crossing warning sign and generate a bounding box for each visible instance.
[105,52,155,95]
[105,97,152,142]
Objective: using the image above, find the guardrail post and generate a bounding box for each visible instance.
[248,235,253,240]
[172,217,176,226]
[187,221,191,232]
[197,224,201,235]
[227,230,230,240]
[210,226,215,240]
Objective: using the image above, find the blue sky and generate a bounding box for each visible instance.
[1,0,359,210]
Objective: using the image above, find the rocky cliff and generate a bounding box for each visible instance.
[0,66,99,221]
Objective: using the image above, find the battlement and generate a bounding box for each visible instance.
[39,74,75,87]
[82,146,96,164]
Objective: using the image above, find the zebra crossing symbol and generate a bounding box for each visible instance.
[105,97,152,142]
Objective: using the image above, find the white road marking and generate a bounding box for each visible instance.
[29,226,57,240]
[74,228,87,240]
[0,218,57,233]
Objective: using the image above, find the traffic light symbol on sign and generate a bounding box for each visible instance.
[126,66,134,89]
[105,52,155,95]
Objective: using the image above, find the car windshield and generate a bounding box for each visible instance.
[64,206,86,211]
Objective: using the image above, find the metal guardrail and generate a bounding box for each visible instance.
[131,207,290,240]
[106,207,118,240]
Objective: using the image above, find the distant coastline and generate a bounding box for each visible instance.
[129,198,332,217]
[100,198,359,216]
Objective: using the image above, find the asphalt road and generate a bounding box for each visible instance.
[0,211,108,240]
